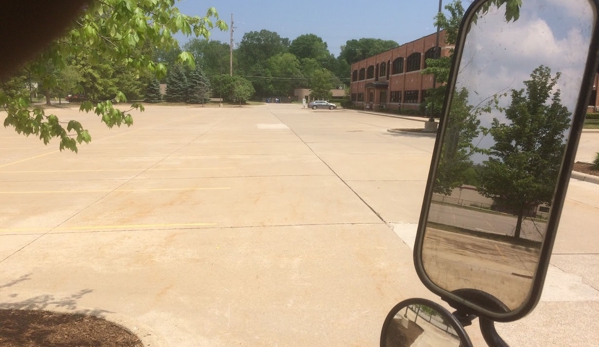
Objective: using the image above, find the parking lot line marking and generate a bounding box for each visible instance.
[0,167,236,173]
[0,151,58,169]
[495,244,506,259]
[0,222,218,233]
[0,187,230,194]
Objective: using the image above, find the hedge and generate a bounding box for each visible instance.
[587,113,599,119]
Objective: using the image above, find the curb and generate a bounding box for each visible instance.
[571,171,599,185]
[357,110,429,123]
[387,128,437,137]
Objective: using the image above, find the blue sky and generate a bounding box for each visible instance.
[176,0,459,57]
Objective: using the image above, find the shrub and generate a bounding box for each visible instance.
[592,152,599,171]
[340,99,353,109]
[587,113,599,119]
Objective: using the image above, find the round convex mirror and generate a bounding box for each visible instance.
[380,298,472,347]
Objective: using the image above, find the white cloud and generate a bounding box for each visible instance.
[454,0,594,114]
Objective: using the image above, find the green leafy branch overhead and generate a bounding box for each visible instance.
[1,0,227,152]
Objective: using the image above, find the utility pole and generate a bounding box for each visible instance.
[230,13,235,76]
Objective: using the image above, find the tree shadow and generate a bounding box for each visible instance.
[0,274,31,290]
[0,278,135,346]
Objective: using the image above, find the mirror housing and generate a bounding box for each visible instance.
[414,0,599,322]
[380,298,472,347]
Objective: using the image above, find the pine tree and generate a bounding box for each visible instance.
[165,65,188,102]
[144,78,162,103]
[187,66,211,104]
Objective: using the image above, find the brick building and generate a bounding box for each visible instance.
[350,30,450,112]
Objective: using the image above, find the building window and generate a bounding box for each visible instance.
[380,91,387,103]
[359,68,365,80]
[367,65,375,79]
[392,58,404,74]
[351,93,357,101]
[380,62,387,77]
[424,47,440,69]
[404,90,419,103]
[358,93,364,101]
[390,91,402,103]
[387,60,391,78]
[406,53,422,72]
[352,70,358,82]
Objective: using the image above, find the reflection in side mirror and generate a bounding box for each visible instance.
[380,298,472,347]
[414,0,599,321]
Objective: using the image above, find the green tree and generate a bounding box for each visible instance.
[232,77,255,105]
[421,0,522,117]
[54,65,82,104]
[289,34,330,63]
[237,30,289,74]
[338,38,398,66]
[478,66,571,239]
[433,87,483,195]
[1,0,227,152]
[266,53,303,96]
[145,78,162,103]
[165,65,188,102]
[183,39,233,78]
[1,72,30,101]
[421,0,465,117]
[310,69,336,100]
[211,74,235,101]
[187,65,211,104]
[210,74,253,104]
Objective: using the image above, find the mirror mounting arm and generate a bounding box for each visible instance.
[480,318,509,347]
[443,289,511,346]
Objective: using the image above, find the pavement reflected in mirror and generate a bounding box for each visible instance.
[421,0,595,313]
[383,304,463,347]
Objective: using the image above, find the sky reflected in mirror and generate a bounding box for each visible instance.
[421,0,595,313]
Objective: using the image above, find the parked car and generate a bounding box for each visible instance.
[308,100,336,110]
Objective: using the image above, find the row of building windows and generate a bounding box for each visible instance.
[351,90,422,103]
[351,47,441,82]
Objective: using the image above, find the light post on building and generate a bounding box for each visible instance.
[425,0,443,132]
[431,0,442,122]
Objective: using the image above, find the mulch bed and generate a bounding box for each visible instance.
[0,309,142,347]
[573,162,599,177]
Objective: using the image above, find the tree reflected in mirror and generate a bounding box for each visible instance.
[420,0,595,314]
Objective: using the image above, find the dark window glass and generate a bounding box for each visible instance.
[380,91,387,103]
[380,62,387,77]
[392,58,404,74]
[358,93,364,101]
[404,90,419,103]
[351,93,357,101]
[390,91,402,103]
[406,53,421,72]
[367,66,375,79]
[352,70,358,82]
[359,68,365,80]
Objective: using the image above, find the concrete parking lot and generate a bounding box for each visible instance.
[0,104,597,346]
